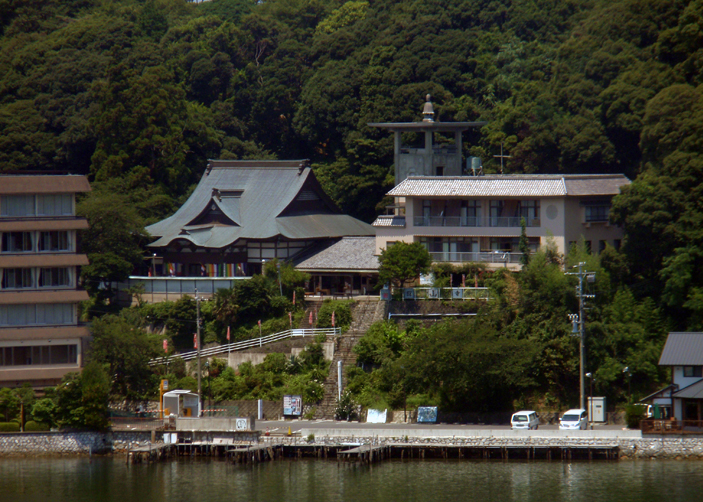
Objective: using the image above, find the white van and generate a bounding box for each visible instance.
[511,410,540,430]
[559,409,588,430]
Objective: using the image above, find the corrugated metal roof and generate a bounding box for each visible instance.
[294,237,379,271]
[659,332,703,365]
[387,174,630,198]
[372,215,406,227]
[146,161,372,249]
[673,379,703,399]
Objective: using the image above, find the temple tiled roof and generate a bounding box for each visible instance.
[146,160,373,249]
[294,237,379,272]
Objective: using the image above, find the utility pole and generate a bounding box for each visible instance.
[566,262,595,411]
[493,142,512,174]
[195,287,202,414]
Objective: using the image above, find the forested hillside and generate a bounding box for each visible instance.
[2,1,703,379]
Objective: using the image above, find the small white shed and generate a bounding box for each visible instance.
[163,390,201,418]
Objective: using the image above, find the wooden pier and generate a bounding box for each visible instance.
[128,443,178,463]
[337,444,390,464]
[128,440,619,464]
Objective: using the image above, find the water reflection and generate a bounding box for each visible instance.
[1,457,703,502]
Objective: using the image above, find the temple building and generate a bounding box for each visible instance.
[145,160,375,291]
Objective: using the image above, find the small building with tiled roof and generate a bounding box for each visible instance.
[146,160,374,279]
[293,236,379,295]
[373,173,630,269]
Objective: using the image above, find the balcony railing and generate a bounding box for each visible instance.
[414,216,540,228]
[641,419,703,434]
[405,287,490,301]
[429,251,523,264]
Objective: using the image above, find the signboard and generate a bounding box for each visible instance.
[452,288,463,300]
[417,406,438,423]
[419,273,434,286]
[380,288,391,301]
[403,288,416,300]
[366,409,387,424]
[283,395,302,416]
[428,288,440,299]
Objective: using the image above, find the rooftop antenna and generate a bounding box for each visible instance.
[493,142,511,174]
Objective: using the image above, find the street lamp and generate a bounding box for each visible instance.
[152,253,157,276]
[623,366,631,404]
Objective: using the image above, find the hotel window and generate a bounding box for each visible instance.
[519,200,540,221]
[39,231,70,252]
[39,268,71,288]
[1,268,34,289]
[37,194,73,216]
[0,303,74,326]
[683,366,703,378]
[585,204,610,222]
[1,195,35,217]
[0,344,77,367]
[1,231,34,252]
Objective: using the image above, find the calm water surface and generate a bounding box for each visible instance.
[1,456,702,502]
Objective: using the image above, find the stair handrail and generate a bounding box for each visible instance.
[149,327,340,366]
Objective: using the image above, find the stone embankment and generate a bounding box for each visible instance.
[3,430,703,460]
[0,431,153,455]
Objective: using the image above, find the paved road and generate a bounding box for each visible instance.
[255,419,626,433]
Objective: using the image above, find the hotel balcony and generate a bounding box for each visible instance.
[413,216,540,228]
[429,251,523,265]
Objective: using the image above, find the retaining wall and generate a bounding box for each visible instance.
[0,431,153,455]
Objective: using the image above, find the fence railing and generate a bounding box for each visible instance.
[149,327,340,366]
[414,216,540,228]
[404,287,490,301]
[109,417,164,431]
[641,419,703,433]
[429,251,523,264]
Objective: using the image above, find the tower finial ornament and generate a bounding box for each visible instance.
[422,94,435,122]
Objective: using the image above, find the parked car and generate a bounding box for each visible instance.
[559,409,588,430]
[511,410,540,430]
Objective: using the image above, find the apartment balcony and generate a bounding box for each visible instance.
[429,251,523,265]
[414,216,540,228]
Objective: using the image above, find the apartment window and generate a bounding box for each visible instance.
[519,200,540,221]
[37,194,73,216]
[39,268,71,288]
[683,366,703,378]
[0,344,77,367]
[585,204,610,222]
[614,239,622,250]
[39,231,70,252]
[1,268,34,289]
[1,231,33,252]
[599,240,607,253]
[1,195,35,217]
[0,303,74,326]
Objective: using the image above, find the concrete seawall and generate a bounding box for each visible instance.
[0,431,153,455]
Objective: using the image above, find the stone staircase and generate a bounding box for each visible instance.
[314,298,387,419]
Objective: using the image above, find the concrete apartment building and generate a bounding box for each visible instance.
[0,174,90,388]
[371,96,630,269]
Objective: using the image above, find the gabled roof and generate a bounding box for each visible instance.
[294,237,379,272]
[674,379,703,399]
[146,160,373,248]
[387,174,630,198]
[659,332,703,365]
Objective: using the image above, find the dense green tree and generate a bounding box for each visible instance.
[377,242,432,290]
[90,314,161,401]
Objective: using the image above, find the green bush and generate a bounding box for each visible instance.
[625,404,647,429]
[24,421,50,432]
[0,422,20,432]
[316,300,353,330]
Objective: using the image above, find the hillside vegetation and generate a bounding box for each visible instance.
[2,0,703,412]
